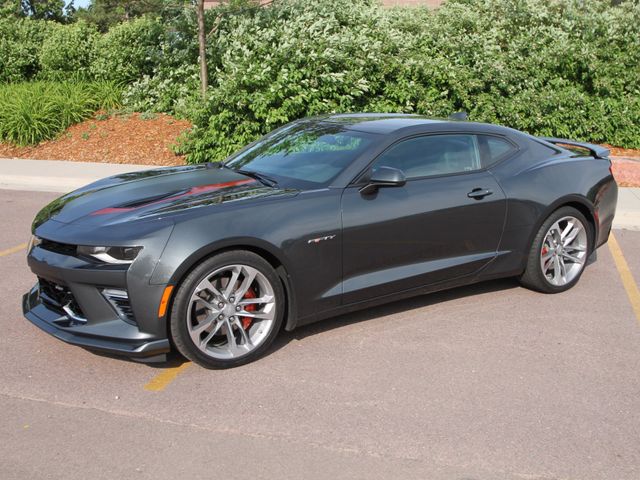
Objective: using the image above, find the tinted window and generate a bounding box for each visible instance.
[478,135,516,167]
[371,134,481,179]
[226,122,374,188]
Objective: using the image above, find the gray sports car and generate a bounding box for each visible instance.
[23,114,618,368]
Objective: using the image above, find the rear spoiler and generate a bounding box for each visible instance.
[539,137,610,159]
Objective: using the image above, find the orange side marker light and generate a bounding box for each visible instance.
[158,286,174,318]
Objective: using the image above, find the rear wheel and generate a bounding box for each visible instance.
[170,251,284,368]
[520,206,591,293]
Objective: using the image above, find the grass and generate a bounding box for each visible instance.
[0,81,123,146]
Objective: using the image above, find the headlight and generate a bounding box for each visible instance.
[77,245,142,264]
[27,235,42,254]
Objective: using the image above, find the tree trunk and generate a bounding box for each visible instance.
[196,0,208,98]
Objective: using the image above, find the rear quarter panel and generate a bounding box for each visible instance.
[485,136,617,277]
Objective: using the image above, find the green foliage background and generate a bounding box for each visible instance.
[177,0,640,163]
[0,0,638,161]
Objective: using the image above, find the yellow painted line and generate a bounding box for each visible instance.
[144,362,192,392]
[0,242,28,257]
[608,233,640,325]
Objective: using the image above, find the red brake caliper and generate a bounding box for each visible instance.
[240,287,257,330]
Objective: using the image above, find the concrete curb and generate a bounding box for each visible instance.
[0,158,154,193]
[1,157,639,230]
[614,187,640,231]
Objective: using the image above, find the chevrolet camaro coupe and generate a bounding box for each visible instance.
[23,114,618,368]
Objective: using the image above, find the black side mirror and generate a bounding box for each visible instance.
[359,167,406,195]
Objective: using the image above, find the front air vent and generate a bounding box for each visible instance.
[102,288,136,325]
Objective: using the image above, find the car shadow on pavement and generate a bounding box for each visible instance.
[269,277,521,353]
[94,249,601,367]
[115,277,521,368]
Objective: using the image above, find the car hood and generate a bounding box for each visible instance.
[33,165,296,229]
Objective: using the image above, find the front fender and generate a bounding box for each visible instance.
[149,188,343,325]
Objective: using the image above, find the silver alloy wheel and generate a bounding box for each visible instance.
[187,264,276,360]
[539,215,588,286]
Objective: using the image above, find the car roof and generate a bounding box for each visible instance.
[315,113,513,136]
[317,113,444,134]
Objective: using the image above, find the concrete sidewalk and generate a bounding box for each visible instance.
[616,188,640,230]
[0,158,153,192]
[1,157,639,230]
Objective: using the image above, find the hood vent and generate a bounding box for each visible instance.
[118,190,185,209]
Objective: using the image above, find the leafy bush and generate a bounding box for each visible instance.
[121,13,201,117]
[0,81,122,145]
[1,0,638,155]
[122,64,201,118]
[0,18,53,82]
[176,0,640,163]
[178,0,414,162]
[39,21,99,80]
[425,0,640,145]
[91,16,165,84]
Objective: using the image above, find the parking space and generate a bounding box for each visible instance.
[1,189,639,480]
[616,228,640,284]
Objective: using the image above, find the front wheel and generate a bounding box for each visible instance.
[170,251,285,368]
[520,206,592,293]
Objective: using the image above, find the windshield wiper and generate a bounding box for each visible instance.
[236,169,279,188]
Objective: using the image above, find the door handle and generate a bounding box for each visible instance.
[467,188,493,200]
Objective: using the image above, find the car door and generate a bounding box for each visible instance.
[341,133,507,304]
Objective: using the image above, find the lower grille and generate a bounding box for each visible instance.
[38,277,86,323]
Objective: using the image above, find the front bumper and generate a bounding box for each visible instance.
[23,286,170,358]
[22,243,171,359]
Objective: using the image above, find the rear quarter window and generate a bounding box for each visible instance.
[478,135,517,168]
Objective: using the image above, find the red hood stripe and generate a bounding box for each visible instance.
[91,179,256,216]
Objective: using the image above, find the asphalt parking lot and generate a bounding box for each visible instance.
[1,188,639,480]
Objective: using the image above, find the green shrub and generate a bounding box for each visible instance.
[122,64,201,117]
[426,0,640,146]
[0,18,53,82]
[91,16,165,84]
[178,0,412,162]
[121,8,200,116]
[39,21,99,80]
[175,0,640,162]
[2,0,638,155]
[0,81,123,145]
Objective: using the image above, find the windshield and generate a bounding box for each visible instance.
[225,121,375,188]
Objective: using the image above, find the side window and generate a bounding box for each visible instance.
[371,134,481,180]
[478,135,516,167]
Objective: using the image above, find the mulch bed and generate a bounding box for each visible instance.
[0,112,190,166]
[612,158,640,187]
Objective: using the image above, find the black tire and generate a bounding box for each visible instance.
[520,206,592,293]
[170,250,285,369]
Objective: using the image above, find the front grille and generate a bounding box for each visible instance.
[102,288,136,325]
[40,239,77,257]
[38,277,86,323]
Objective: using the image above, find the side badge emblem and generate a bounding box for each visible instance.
[307,235,336,244]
